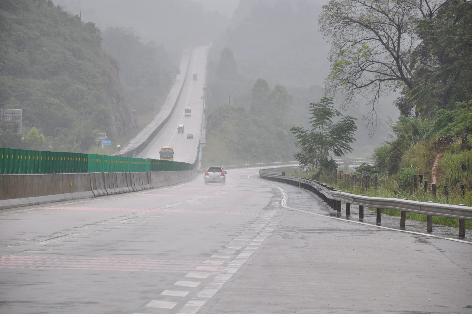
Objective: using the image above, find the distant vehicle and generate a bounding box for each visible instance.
[204,166,226,184]
[177,124,184,134]
[193,73,198,81]
[185,107,192,117]
[186,133,194,139]
[159,146,174,161]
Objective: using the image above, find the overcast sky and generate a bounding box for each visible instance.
[191,0,239,17]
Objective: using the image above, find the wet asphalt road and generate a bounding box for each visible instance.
[0,168,471,313]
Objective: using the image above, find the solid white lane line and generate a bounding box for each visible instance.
[145,300,177,309]
[161,290,189,297]
[277,186,472,244]
[175,280,201,288]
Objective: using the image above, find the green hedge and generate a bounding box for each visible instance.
[0,147,194,174]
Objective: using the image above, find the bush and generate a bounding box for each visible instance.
[398,166,417,193]
[400,141,435,177]
[438,149,471,190]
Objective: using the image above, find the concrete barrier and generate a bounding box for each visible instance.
[0,170,196,210]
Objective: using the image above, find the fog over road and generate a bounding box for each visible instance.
[0,168,470,313]
[139,46,208,163]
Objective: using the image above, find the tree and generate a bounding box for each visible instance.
[23,127,46,150]
[216,48,239,80]
[406,0,471,116]
[320,0,446,108]
[269,85,291,120]
[290,97,357,173]
[250,78,270,113]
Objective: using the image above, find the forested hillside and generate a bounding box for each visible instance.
[102,27,175,130]
[309,0,472,204]
[202,0,397,166]
[0,0,174,153]
[202,47,298,166]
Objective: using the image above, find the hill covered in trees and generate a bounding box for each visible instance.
[315,0,471,202]
[0,0,175,152]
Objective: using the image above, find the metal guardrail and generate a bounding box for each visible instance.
[259,168,472,239]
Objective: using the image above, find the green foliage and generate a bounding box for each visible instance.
[409,0,471,116]
[0,0,135,151]
[431,101,471,143]
[398,167,417,193]
[354,163,378,176]
[400,141,435,176]
[0,0,177,153]
[374,144,392,174]
[438,149,471,190]
[102,27,175,128]
[216,48,238,81]
[23,127,46,150]
[291,97,356,173]
[250,78,271,114]
[202,105,296,166]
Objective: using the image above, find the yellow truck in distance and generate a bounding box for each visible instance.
[159,146,174,161]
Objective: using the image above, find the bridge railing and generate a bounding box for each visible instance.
[259,168,472,239]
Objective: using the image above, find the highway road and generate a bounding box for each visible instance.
[0,167,471,313]
[139,46,208,163]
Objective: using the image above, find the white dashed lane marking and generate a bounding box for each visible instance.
[175,280,201,288]
[211,254,231,259]
[160,290,189,297]
[197,288,219,299]
[141,200,282,313]
[145,300,177,310]
[180,300,206,313]
[194,265,222,272]
[185,271,211,279]
[202,259,225,265]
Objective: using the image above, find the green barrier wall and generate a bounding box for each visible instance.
[0,148,88,174]
[150,159,193,171]
[87,154,151,173]
[0,147,194,174]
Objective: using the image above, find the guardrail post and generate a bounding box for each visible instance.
[376,208,382,226]
[358,205,364,222]
[459,218,465,239]
[336,200,341,218]
[427,215,433,233]
[345,202,351,219]
[400,211,407,230]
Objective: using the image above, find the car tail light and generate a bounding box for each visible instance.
[220,171,225,176]
[205,171,209,176]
